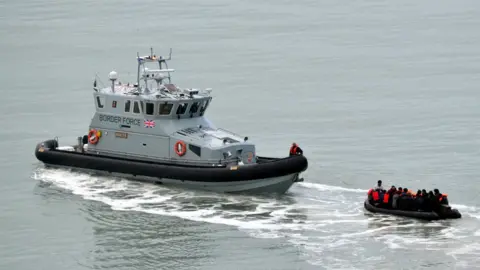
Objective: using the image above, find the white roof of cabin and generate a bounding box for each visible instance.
[98,82,212,101]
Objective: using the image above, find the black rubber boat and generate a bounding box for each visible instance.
[364,199,461,221]
[35,139,308,194]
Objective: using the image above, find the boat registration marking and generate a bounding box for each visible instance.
[115,132,128,139]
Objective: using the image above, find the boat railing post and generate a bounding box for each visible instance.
[77,136,83,153]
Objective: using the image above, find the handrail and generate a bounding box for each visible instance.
[216,128,244,139]
[87,148,234,166]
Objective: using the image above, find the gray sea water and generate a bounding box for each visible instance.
[1,0,480,269]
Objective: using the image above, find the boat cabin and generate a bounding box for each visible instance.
[85,48,256,165]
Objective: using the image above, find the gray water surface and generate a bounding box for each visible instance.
[1,0,480,269]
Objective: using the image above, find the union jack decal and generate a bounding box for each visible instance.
[144,119,155,128]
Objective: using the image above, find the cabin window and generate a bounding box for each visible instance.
[124,100,131,112]
[145,102,154,115]
[176,103,188,115]
[189,102,199,114]
[159,103,173,115]
[200,99,210,113]
[140,101,144,113]
[189,144,201,157]
[112,101,117,108]
[96,96,105,108]
[133,101,141,114]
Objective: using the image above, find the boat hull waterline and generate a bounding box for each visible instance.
[364,199,461,221]
[35,140,308,194]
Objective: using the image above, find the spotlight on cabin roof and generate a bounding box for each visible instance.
[108,71,118,81]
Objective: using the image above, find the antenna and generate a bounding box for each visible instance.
[164,48,173,83]
[136,51,141,87]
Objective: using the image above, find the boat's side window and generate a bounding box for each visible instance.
[96,96,105,108]
[140,101,144,113]
[159,103,174,115]
[189,102,199,114]
[145,102,154,115]
[124,100,131,112]
[200,99,210,113]
[176,103,188,115]
[133,101,141,114]
[189,144,201,157]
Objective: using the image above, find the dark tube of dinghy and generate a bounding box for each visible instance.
[364,199,441,221]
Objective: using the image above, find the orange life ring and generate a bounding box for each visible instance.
[88,129,99,144]
[174,140,187,156]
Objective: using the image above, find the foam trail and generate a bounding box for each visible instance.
[450,204,477,212]
[298,182,366,193]
[32,168,319,232]
[32,167,480,268]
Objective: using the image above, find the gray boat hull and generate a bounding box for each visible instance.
[35,139,307,195]
[43,164,303,194]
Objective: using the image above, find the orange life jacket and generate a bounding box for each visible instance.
[368,189,373,196]
[439,194,448,202]
[290,146,298,155]
[383,192,390,203]
[372,191,379,201]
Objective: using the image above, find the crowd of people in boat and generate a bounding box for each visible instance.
[367,180,449,212]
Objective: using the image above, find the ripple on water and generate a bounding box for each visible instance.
[32,167,480,269]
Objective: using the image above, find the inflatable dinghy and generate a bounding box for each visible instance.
[364,199,461,221]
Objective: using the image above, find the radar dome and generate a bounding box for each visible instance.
[108,71,118,80]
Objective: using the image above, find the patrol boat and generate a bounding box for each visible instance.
[34,48,308,194]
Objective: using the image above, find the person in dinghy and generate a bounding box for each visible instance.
[365,180,461,220]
